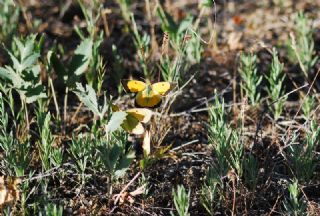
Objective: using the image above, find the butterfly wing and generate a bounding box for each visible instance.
[122,80,146,93]
[151,82,176,95]
[126,108,152,123]
[135,90,162,108]
[122,113,145,135]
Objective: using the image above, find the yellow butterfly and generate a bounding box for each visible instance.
[122,80,176,108]
[112,105,152,135]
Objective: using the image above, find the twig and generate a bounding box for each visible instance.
[113,171,141,206]
[170,139,199,152]
[71,102,83,123]
[267,195,281,216]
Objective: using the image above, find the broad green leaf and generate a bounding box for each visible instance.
[0,66,23,88]
[114,150,135,178]
[106,111,127,133]
[7,50,22,72]
[68,38,93,76]
[74,83,101,117]
[22,53,40,69]
[23,83,47,103]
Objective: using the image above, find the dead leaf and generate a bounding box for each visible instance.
[227,32,243,50]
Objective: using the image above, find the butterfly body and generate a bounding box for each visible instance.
[122,80,175,108]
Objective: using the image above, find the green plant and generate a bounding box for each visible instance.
[97,131,135,181]
[42,203,63,216]
[265,48,287,120]
[74,83,108,120]
[68,134,93,185]
[208,95,244,177]
[288,121,320,182]
[171,185,190,216]
[0,0,19,44]
[156,5,193,52]
[159,31,202,83]
[243,154,259,191]
[75,0,105,91]
[289,12,318,76]
[157,5,202,83]
[283,180,307,216]
[130,14,151,78]
[239,53,262,105]
[200,166,223,215]
[48,39,93,122]
[36,107,63,171]
[0,35,46,104]
[301,95,315,119]
[116,0,132,24]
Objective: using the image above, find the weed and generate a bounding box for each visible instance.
[289,12,318,76]
[301,95,315,119]
[68,134,93,185]
[283,179,307,216]
[36,107,62,171]
[288,121,320,182]
[208,94,244,177]
[75,0,105,91]
[98,131,135,181]
[239,53,262,105]
[0,0,19,44]
[42,203,63,216]
[200,166,223,215]
[265,48,287,120]
[0,35,46,104]
[171,185,191,216]
[243,154,259,191]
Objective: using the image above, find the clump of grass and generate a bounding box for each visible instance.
[36,107,63,171]
[288,12,318,76]
[265,48,287,120]
[239,53,262,105]
[68,134,93,185]
[283,180,307,215]
[287,120,320,182]
[301,95,315,119]
[200,166,223,215]
[171,185,190,216]
[43,203,63,216]
[208,94,245,178]
[0,0,19,44]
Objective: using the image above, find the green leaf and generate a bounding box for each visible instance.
[106,111,127,133]
[68,38,93,76]
[177,15,193,34]
[47,51,67,79]
[24,83,47,104]
[0,66,23,88]
[114,150,135,178]
[22,53,40,69]
[74,83,101,117]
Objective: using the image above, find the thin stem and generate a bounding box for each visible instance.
[49,77,60,120]
[63,87,69,135]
